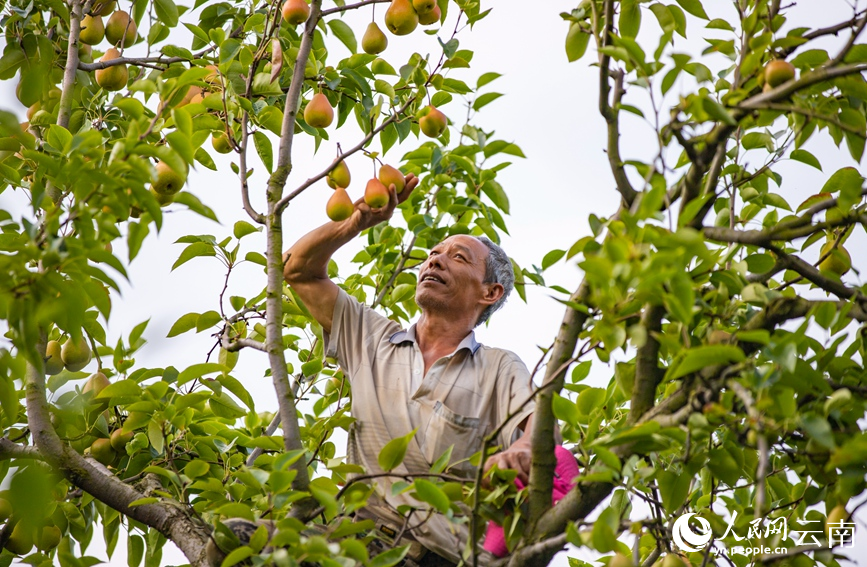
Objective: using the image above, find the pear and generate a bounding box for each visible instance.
[151,161,186,196]
[282,0,310,26]
[378,164,405,193]
[827,504,849,531]
[79,14,105,45]
[90,0,116,16]
[212,132,233,154]
[151,188,175,206]
[418,4,441,25]
[765,60,795,88]
[412,0,436,14]
[304,92,334,128]
[95,47,128,91]
[90,437,117,466]
[82,371,110,397]
[661,555,687,567]
[61,336,92,372]
[419,105,447,137]
[110,428,133,451]
[362,22,388,54]
[326,160,351,189]
[609,553,635,567]
[45,340,64,375]
[819,242,850,276]
[105,10,137,47]
[364,178,390,208]
[385,0,418,35]
[5,522,34,555]
[326,187,354,221]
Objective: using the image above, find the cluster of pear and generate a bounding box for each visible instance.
[80,371,134,467]
[79,1,139,92]
[324,161,406,221]
[44,336,92,374]
[0,491,66,556]
[361,0,441,55]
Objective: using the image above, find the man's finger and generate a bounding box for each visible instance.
[397,173,419,203]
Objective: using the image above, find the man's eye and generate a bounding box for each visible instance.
[455,254,465,260]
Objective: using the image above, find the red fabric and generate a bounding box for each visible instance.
[482,446,580,557]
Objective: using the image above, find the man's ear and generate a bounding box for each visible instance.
[481,282,505,306]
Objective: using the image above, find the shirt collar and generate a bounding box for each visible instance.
[389,323,481,356]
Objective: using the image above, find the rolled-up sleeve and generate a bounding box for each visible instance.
[323,289,400,377]
[496,358,537,449]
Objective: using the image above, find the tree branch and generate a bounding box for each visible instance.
[58,0,82,129]
[629,304,665,423]
[24,334,210,566]
[319,0,390,17]
[598,0,637,206]
[0,437,43,460]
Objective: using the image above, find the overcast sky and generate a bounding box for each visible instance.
[1,0,866,565]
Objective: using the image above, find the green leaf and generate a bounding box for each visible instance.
[657,470,692,514]
[552,393,581,426]
[233,220,259,239]
[590,506,618,552]
[369,545,410,567]
[184,459,210,478]
[178,362,229,385]
[473,92,503,111]
[413,479,450,513]
[619,0,641,38]
[576,387,606,417]
[477,72,502,88]
[822,167,863,209]
[790,148,822,170]
[96,379,143,401]
[675,0,708,19]
[566,23,590,62]
[669,345,745,380]
[153,0,179,27]
[701,97,737,126]
[252,130,273,173]
[221,547,253,567]
[327,19,357,54]
[128,534,144,567]
[172,242,216,271]
[167,312,198,337]
[378,428,417,472]
[541,249,565,270]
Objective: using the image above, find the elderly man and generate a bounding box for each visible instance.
[282,174,537,566]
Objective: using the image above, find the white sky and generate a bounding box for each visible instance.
[2,0,867,565]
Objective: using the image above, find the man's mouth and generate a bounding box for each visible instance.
[420,273,445,284]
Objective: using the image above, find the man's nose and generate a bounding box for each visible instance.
[428,253,445,270]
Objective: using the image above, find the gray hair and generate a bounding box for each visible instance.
[475,237,514,327]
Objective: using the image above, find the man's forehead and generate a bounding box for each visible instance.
[434,235,487,256]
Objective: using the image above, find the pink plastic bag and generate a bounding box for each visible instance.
[482,445,579,558]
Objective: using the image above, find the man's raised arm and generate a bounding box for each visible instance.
[282,173,419,333]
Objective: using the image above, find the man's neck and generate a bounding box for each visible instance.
[415,312,474,365]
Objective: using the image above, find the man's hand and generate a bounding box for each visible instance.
[483,438,531,488]
[349,173,419,232]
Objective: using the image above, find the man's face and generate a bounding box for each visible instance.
[415,235,491,317]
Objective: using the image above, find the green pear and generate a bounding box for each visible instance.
[326,187,354,221]
[95,47,128,91]
[378,164,405,193]
[90,437,117,466]
[385,0,418,35]
[327,160,351,189]
[90,0,116,16]
[304,93,334,128]
[362,22,388,54]
[61,336,92,372]
[212,132,233,154]
[364,179,390,208]
[105,10,137,47]
[45,340,64,375]
[79,14,105,45]
[151,161,186,196]
[419,105,447,137]
[418,4,441,25]
[282,0,310,25]
[412,0,436,14]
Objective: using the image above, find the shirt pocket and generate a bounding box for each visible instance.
[420,401,482,474]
